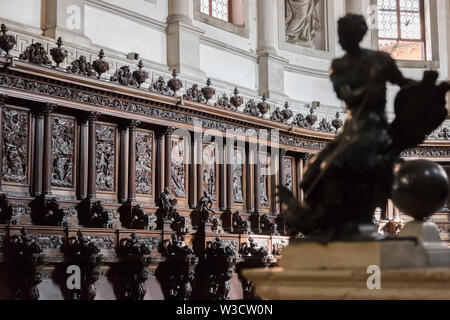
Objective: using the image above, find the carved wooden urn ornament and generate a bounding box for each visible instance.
[0,24,16,58]
[168,69,182,94]
[306,104,318,127]
[92,49,110,79]
[132,60,148,88]
[257,94,270,117]
[281,101,294,122]
[230,87,243,109]
[50,37,68,68]
[201,78,216,102]
[332,112,344,132]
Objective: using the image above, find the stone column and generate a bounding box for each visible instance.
[127,120,140,203]
[32,109,44,197]
[226,140,234,212]
[256,0,289,103]
[87,112,98,200]
[167,0,206,80]
[42,0,92,47]
[78,116,88,200]
[118,123,128,203]
[164,127,175,192]
[42,104,56,196]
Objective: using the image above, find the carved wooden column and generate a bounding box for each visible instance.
[295,155,303,202]
[245,143,252,213]
[251,144,261,233]
[78,116,88,200]
[218,145,225,211]
[196,134,203,203]
[127,120,140,202]
[118,123,129,203]
[155,131,164,197]
[164,127,175,192]
[189,132,196,208]
[32,108,44,197]
[226,141,234,212]
[42,104,56,196]
[0,94,6,191]
[276,148,287,234]
[87,112,98,200]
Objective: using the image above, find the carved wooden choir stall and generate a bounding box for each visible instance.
[0,31,448,300]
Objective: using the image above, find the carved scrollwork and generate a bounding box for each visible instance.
[19,43,51,65]
[2,107,29,184]
[292,112,310,128]
[165,234,194,256]
[317,117,334,133]
[135,130,153,195]
[96,124,115,192]
[232,212,250,234]
[66,55,96,77]
[52,117,74,188]
[240,238,270,258]
[206,237,236,257]
[215,93,236,111]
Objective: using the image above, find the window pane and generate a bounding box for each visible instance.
[211,0,229,22]
[400,11,422,39]
[379,40,424,60]
[200,0,210,15]
[378,10,399,39]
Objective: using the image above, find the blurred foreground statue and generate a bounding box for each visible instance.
[279,14,449,241]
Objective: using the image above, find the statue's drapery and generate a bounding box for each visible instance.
[285,0,321,44]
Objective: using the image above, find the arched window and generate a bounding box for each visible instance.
[377,0,426,60]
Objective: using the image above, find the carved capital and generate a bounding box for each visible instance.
[0,94,8,105]
[164,126,176,136]
[87,111,99,122]
[128,119,141,129]
[279,148,288,156]
[41,103,57,115]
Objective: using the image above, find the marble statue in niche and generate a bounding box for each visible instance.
[135,131,153,195]
[171,140,186,198]
[285,0,322,48]
[203,144,216,200]
[284,158,293,191]
[2,108,28,184]
[96,124,115,192]
[51,117,74,188]
[233,149,244,203]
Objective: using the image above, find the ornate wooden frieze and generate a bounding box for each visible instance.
[402,147,450,158]
[135,130,153,195]
[171,139,186,198]
[51,116,75,188]
[284,157,293,191]
[202,143,216,200]
[233,148,244,203]
[2,107,29,184]
[96,124,116,192]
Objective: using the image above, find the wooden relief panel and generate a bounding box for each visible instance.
[2,107,29,184]
[202,143,216,200]
[135,130,153,195]
[233,148,244,203]
[259,152,270,206]
[284,157,293,191]
[51,116,75,188]
[96,124,115,192]
[171,139,186,198]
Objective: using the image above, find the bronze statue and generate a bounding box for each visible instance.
[279,14,449,241]
[157,187,178,221]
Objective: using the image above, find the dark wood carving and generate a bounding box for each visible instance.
[121,204,157,230]
[257,95,270,117]
[203,237,238,300]
[66,55,96,77]
[184,84,205,103]
[260,214,278,235]
[202,143,216,199]
[215,93,236,111]
[230,88,243,109]
[96,124,115,192]
[77,200,116,228]
[167,69,182,94]
[135,130,153,195]
[2,107,28,184]
[233,148,244,203]
[243,99,260,117]
[92,49,110,79]
[284,157,293,191]
[132,60,148,88]
[171,139,186,197]
[52,117,74,188]
[118,233,159,300]
[19,43,51,65]
[110,65,135,86]
[292,112,310,128]
[0,194,13,224]
[318,117,334,133]
[232,211,250,234]
[0,24,16,58]
[201,79,215,103]
[150,75,174,95]
[67,230,102,300]
[30,195,70,227]
[332,112,344,132]
[156,234,198,300]
[50,37,68,68]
